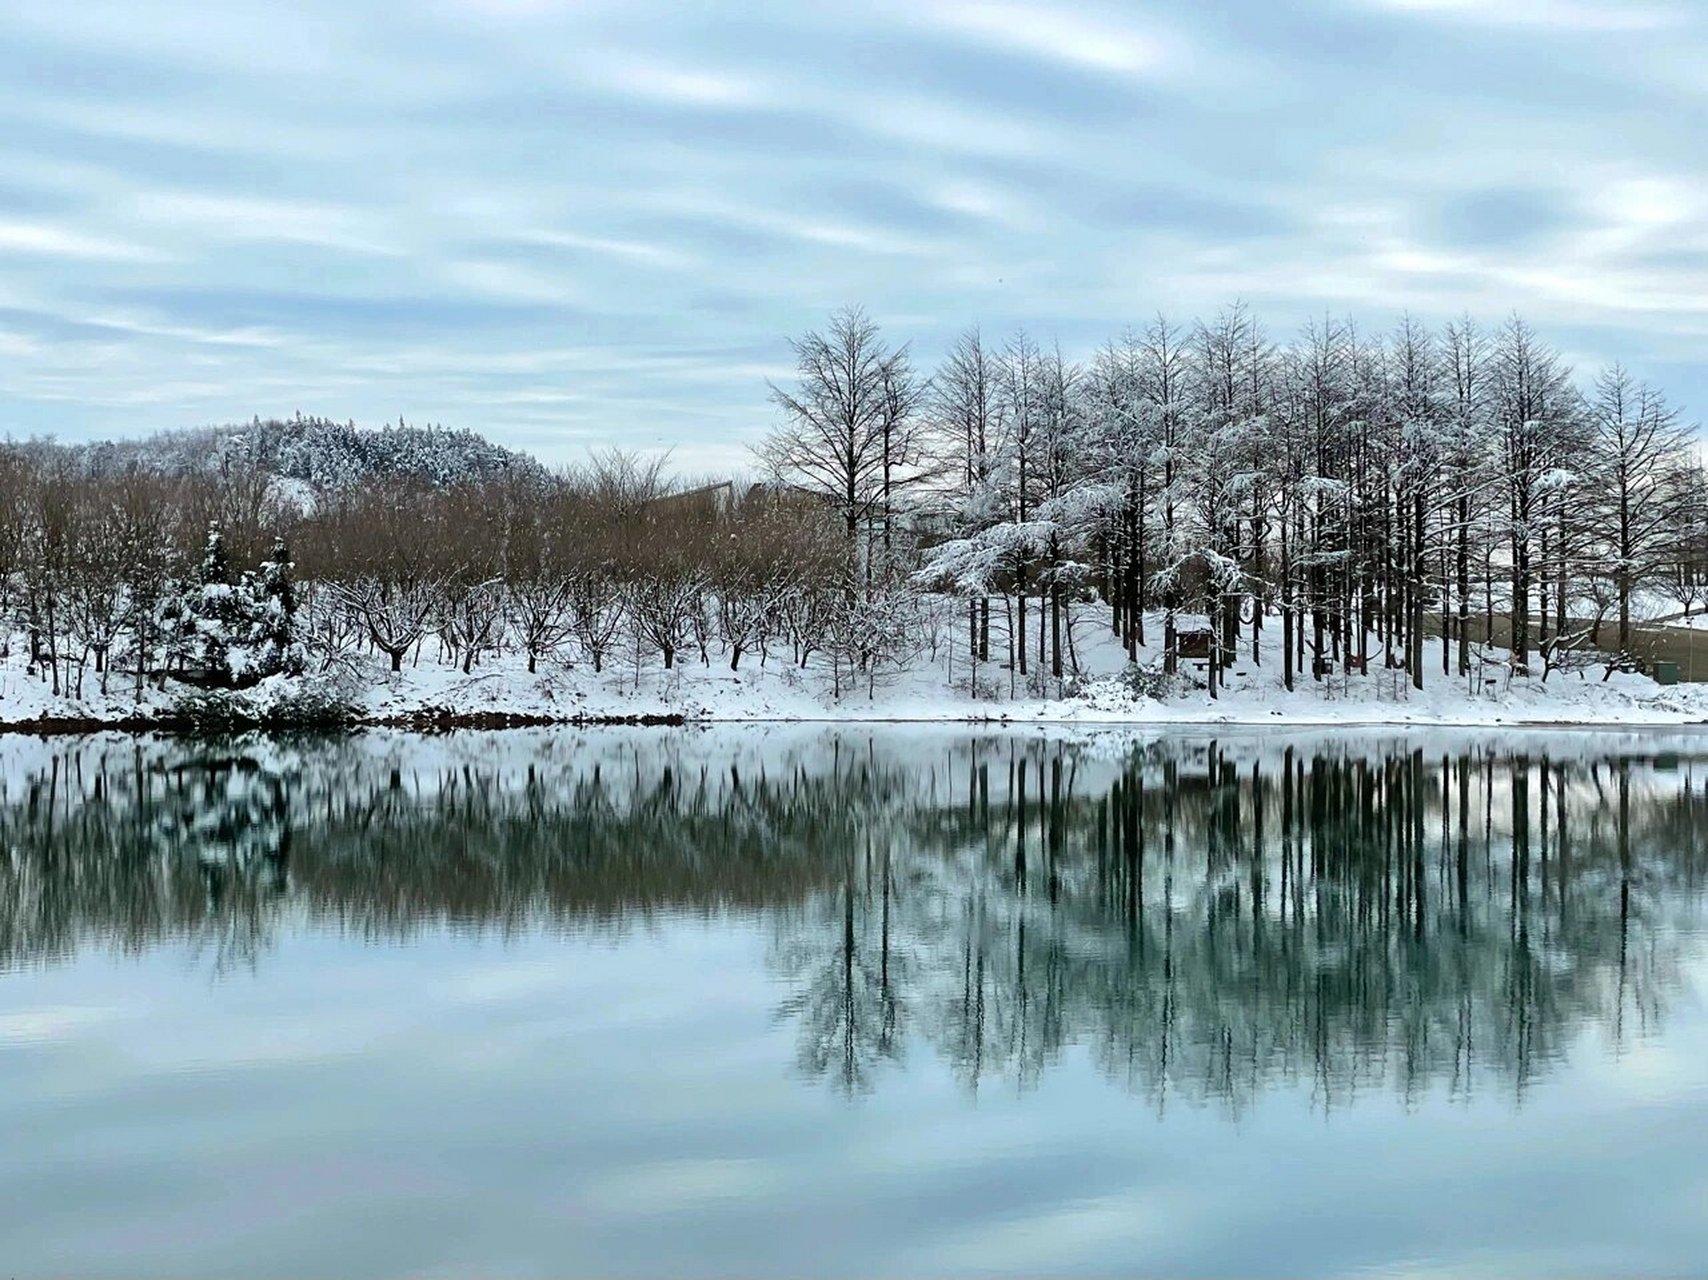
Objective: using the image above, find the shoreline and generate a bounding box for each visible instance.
[5,707,1707,736]
[8,627,1706,736]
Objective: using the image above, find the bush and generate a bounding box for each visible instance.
[1059,659,1186,708]
[1118,659,1186,701]
[172,676,358,729]
[953,673,1005,702]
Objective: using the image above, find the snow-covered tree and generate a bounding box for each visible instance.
[1585,366,1693,650]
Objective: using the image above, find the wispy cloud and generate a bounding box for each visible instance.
[594,59,775,107]
[0,0,1703,458]
[927,3,1174,75]
[1362,0,1685,33]
[510,228,694,268]
[0,221,167,262]
[128,192,403,256]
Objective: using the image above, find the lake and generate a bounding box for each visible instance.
[3,726,1706,1277]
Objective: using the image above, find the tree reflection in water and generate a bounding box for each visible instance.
[1,729,1703,1110]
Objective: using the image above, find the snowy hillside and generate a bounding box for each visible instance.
[27,414,550,494]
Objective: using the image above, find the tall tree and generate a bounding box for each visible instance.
[757,307,927,567]
[1587,366,1692,650]
[1490,318,1579,672]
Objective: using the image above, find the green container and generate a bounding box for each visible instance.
[1654,659,1680,686]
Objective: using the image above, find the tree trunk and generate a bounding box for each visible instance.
[1281,527,1295,692]
[1050,586,1063,680]
[1456,493,1470,675]
[1017,591,1028,677]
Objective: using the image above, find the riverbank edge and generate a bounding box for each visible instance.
[5,706,1708,735]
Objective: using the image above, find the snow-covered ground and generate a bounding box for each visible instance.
[6,605,1708,730]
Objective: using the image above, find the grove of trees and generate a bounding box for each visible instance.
[0,443,871,701]
[893,307,1705,694]
[1,305,1702,705]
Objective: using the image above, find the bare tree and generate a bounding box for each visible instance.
[1491,318,1579,672]
[1586,365,1693,650]
[757,307,930,562]
[311,482,447,673]
[504,491,579,674]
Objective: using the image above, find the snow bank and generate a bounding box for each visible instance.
[6,609,1708,732]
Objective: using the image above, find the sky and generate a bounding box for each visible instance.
[1,0,1704,474]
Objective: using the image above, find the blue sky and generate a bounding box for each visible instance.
[1,0,1704,472]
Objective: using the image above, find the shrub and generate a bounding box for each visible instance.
[172,676,357,729]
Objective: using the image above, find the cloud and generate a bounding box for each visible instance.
[509,228,693,268]
[0,0,1704,452]
[127,192,403,256]
[594,59,775,108]
[926,3,1174,75]
[1362,0,1685,32]
[0,220,167,262]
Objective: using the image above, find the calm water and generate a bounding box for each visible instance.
[3,726,1707,1278]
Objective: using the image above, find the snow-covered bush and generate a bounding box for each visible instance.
[173,672,357,728]
[163,528,305,688]
[234,539,307,684]
[1063,659,1184,705]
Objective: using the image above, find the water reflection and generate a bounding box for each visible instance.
[2,730,1705,1112]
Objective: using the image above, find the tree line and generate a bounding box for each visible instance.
[2,304,1703,701]
[0,444,880,698]
[759,306,1706,695]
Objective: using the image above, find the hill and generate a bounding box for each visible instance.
[34,414,551,493]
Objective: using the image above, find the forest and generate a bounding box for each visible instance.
[0,305,1703,706]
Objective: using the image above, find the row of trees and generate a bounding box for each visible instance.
[759,307,1705,693]
[0,446,926,698]
[0,453,302,698]
[3,305,1700,703]
[289,459,890,682]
